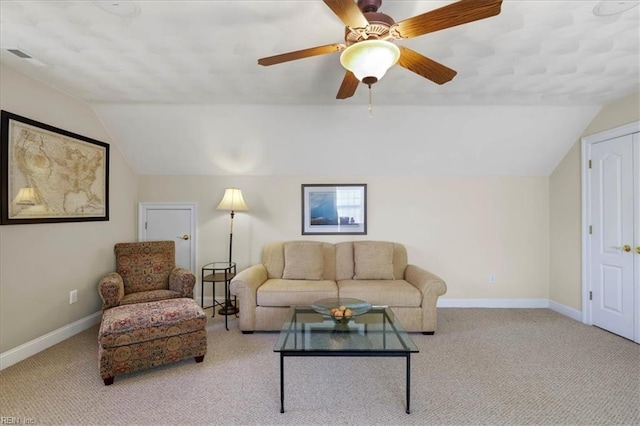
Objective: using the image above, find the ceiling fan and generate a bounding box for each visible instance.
[258,0,503,99]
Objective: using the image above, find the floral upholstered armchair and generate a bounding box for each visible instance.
[98,241,196,311]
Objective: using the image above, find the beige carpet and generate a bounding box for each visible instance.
[1,308,638,425]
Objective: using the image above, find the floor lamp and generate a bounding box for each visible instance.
[217,188,249,314]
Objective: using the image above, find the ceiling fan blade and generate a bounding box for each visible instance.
[393,0,502,39]
[336,71,359,99]
[397,46,457,85]
[258,43,345,66]
[323,0,369,29]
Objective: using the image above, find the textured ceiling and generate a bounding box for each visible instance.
[1,1,637,177]
[1,0,639,106]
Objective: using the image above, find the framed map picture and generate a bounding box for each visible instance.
[301,184,367,235]
[1,111,109,225]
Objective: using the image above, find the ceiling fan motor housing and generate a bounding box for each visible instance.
[344,12,396,45]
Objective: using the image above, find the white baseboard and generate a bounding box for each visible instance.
[0,311,102,371]
[548,300,582,321]
[437,298,550,308]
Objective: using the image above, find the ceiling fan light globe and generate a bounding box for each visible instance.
[340,40,400,83]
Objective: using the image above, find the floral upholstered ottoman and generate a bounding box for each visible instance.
[98,298,207,385]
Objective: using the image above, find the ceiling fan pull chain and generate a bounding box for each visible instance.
[368,84,373,118]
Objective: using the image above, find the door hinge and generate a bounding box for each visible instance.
[589,291,592,301]
[145,221,147,230]
[589,225,592,235]
[588,160,592,169]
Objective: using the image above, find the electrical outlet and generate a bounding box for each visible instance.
[489,273,496,284]
[69,290,78,304]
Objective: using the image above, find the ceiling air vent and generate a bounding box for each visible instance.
[2,47,51,67]
[7,49,31,59]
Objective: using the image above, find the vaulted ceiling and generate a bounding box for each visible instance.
[1,1,638,176]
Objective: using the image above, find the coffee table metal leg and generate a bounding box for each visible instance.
[280,353,285,413]
[406,354,411,414]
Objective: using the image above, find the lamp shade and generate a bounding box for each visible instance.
[340,40,400,84]
[13,187,39,206]
[217,188,249,212]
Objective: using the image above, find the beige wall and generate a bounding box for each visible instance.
[0,64,138,353]
[5,64,633,358]
[549,92,640,310]
[138,175,550,302]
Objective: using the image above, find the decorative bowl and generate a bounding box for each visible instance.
[311,298,372,324]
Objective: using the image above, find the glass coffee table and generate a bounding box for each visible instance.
[273,304,419,414]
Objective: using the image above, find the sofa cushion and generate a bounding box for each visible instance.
[353,241,395,280]
[257,279,338,306]
[337,280,421,307]
[282,242,324,280]
[335,242,355,281]
[120,289,182,305]
[263,241,336,280]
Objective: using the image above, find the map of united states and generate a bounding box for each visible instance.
[9,121,105,218]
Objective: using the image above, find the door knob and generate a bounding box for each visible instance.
[613,245,631,252]
[177,234,189,240]
[635,247,640,254]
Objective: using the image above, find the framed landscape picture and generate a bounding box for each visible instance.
[0,111,109,225]
[301,184,367,235]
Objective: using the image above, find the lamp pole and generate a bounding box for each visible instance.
[228,210,235,264]
[217,188,248,317]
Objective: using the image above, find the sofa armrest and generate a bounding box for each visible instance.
[98,272,124,311]
[169,267,196,298]
[404,264,447,332]
[230,264,268,331]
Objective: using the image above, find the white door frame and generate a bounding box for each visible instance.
[581,121,640,343]
[138,202,197,275]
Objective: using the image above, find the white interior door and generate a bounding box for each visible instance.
[634,132,640,344]
[589,134,635,340]
[138,203,197,275]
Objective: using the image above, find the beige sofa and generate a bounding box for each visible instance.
[230,241,446,334]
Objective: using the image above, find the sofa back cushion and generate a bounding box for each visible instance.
[353,241,395,280]
[282,242,324,280]
[335,241,408,280]
[263,241,336,280]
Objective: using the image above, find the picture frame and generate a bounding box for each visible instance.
[1,111,109,225]
[301,184,367,235]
